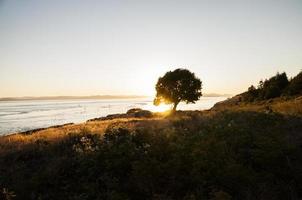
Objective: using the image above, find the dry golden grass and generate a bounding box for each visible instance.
[272,97,302,115]
[1,96,300,155]
[0,117,166,155]
[213,96,302,116]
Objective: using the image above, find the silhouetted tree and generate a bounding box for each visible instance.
[244,85,258,101]
[285,71,302,95]
[242,72,297,101]
[154,68,202,111]
[262,72,289,99]
[258,80,264,90]
[276,72,289,89]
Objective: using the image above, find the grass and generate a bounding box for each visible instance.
[212,96,302,116]
[0,117,165,155]
[0,98,302,200]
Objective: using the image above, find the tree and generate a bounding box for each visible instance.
[154,68,202,111]
[262,72,289,99]
[285,71,302,96]
[243,85,258,102]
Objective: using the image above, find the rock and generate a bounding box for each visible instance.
[87,108,153,122]
[127,108,153,118]
[126,108,143,114]
[134,110,153,118]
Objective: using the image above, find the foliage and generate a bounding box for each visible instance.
[244,85,259,102]
[1,110,302,200]
[285,71,302,96]
[262,72,289,99]
[242,72,302,102]
[154,69,202,111]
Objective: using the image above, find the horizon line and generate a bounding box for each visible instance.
[0,93,233,101]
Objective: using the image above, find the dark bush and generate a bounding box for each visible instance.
[243,85,259,102]
[241,72,302,101]
[286,71,302,96]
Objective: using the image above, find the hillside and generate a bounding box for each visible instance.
[212,95,302,116]
[1,98,302,199]
[213,71,302,116]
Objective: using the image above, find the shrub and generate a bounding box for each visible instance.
[285,71,302,96]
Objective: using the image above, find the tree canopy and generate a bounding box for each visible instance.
[154,68,202,111]
[286,71,302,96]
[243,71,301,102]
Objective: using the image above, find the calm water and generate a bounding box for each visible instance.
[0,97,226,135]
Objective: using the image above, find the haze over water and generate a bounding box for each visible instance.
[0,97,226,135]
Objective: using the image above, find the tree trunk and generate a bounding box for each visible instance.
[172,101,179,112]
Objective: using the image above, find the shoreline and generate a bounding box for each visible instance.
[2,95,301,137]
[0,97,228,136]
[1,108,158,137]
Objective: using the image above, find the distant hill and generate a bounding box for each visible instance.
[0,93,231,101]
[0,95,147,101]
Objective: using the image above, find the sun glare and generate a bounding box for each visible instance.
[150,103,171,113]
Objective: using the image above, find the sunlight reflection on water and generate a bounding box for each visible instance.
[0,97,227,135]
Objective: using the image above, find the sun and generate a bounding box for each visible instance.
[149,103,171,113]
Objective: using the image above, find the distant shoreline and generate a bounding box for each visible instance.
[0,94,232,102]
[0,95,148,102]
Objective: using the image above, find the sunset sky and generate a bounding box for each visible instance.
[0,0,301,97]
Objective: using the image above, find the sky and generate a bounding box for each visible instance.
[0,0,301,97]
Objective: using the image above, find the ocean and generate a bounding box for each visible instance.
[0,97,227,135]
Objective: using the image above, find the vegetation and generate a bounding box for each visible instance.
[154,69,202,111]
[286,71,302,96]
[213,71,302,116]
[243,71,301,102]
[1,105,302,199]
[1,71,302,199]
[212,95,302,116]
